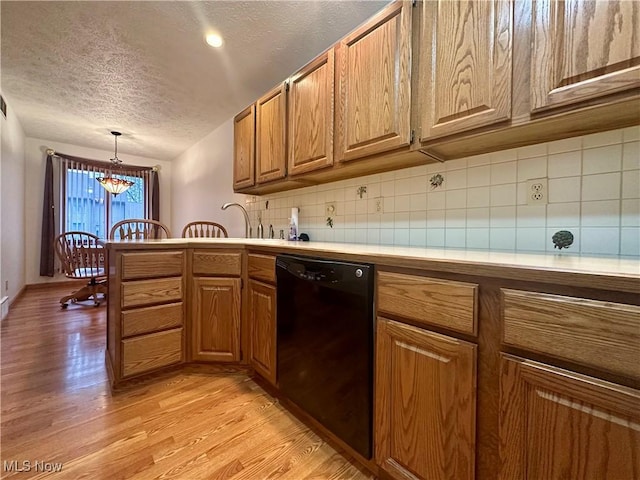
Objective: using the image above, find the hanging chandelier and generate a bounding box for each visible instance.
[96,131,134,196]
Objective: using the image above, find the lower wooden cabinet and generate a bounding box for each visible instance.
[248,279,277,385]
[500,354,640,480]
[191,277,241,362]
[375,317,477,480]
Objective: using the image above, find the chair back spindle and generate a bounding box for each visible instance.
[181,221,228,238]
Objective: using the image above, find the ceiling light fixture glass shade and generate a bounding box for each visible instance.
[96,131,134,196]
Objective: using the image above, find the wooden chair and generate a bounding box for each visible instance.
[55,231,107,308]
[181,221,228,238]
[109,219,171,240]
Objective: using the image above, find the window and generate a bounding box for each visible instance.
[60,157,152,239]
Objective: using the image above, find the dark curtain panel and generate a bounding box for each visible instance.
[151,171,160,221]
[39,154,55,276]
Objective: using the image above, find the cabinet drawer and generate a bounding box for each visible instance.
[502,289,640,379]
[122,302,183,338]
[122,328,182,377]
[377,271,478,335]
[248,254,275,283]
[121,277,182,309]
[122,251,184,280]
[192,251,242,276]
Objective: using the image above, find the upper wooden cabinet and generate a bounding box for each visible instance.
[418,0,513,140]
[288,49,335,176]
[335,1,412,162]
[530,0,640,112]
[256,83,287,184]
[233,105,255,190]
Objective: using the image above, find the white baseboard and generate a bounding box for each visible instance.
[1,296,8,321]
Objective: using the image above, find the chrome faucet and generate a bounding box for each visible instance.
[221,202,252,238]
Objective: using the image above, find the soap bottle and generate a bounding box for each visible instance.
[288,219,297,241]
[257,213,264,239]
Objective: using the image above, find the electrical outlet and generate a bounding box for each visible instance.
[375,197,384,213]
[526,178,548,205]
[325,202,337,216]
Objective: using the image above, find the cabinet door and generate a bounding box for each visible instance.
[288,49,335,176]
[531,0,640,112]
[376,317,476,480]
[335,1,412,163]
[191,277,241,362]
[500,355,640,479]
[233,105,255,190]
[418,0,512,141]
[256,83,287,183]
[249,279,276,385]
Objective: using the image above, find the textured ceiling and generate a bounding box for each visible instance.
[1,0,388,161]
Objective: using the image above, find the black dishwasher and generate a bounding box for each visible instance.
[276,254,374,459]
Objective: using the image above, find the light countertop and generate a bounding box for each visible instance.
[107,238,639,292]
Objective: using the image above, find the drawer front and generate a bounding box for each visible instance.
[377,271,478,335]
[122,302,183,338]
[122,277,182,309]
[248,254,276,283]
[502,289,640,379]
[122,251,184,280]
[192,251,242,276]
[122,328,183,377]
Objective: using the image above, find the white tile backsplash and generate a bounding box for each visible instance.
[548,150,582,178]
[582,145,622,175]
[491,161,517,184]
[620,228,640,256]
[248,128,638,256]
[581,172,621,201]
[622,142,640,171]
[549,177,581,203]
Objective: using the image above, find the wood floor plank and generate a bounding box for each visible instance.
[1,285,371,479]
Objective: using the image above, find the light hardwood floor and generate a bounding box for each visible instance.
[0,285,372,479]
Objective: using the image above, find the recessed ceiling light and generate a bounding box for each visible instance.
[205,33,223,48]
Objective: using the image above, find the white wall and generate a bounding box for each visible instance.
[171,118,247,237]
[24,137,173,285]
[246,126,640,256]
[0,95,26,302]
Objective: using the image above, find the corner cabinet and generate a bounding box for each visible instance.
[500,355,640,479]
[233,105,255,190]
[418,0,513,140]
[335,1,412,162]
[530,0,640,112]
[247,254,277,386]
[256,83,287,184]
[288,48,335,176]
[190,250,242,363]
